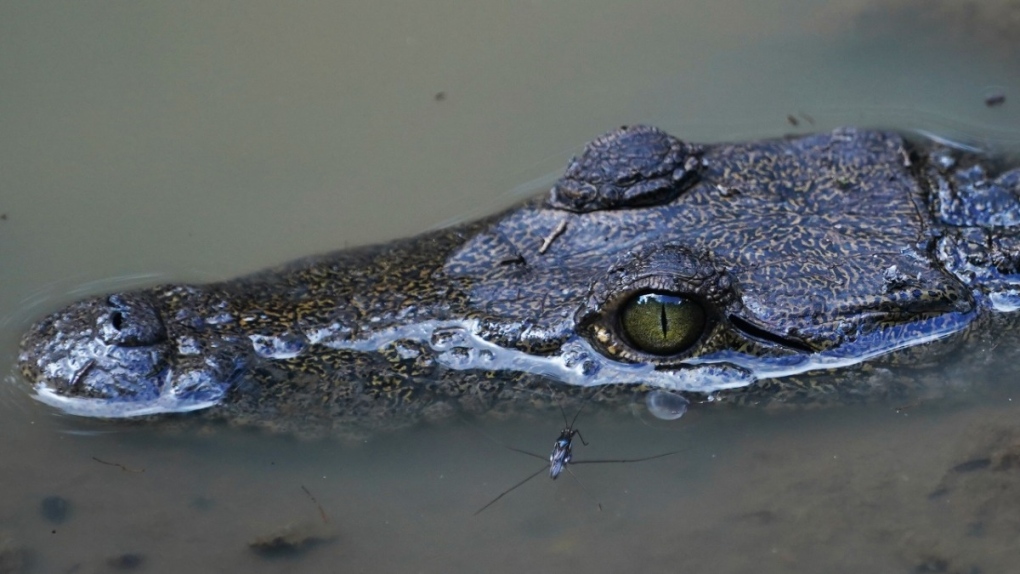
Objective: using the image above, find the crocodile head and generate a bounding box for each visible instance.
[18,126,1019,431]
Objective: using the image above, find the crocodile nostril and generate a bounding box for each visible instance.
[98,293,167,347]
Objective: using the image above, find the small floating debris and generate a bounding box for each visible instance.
[985,93,1006,107]
[301,485,330,524]
[106,553,145,570]
[249,521,337,558]
[92,456,145,473]
[785,112,815,127]
[40,495,71,524]
[950,458,992,473]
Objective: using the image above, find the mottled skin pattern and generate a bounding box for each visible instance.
[17,126,1020,436]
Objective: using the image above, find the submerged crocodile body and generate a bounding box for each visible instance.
[17,126,1020,435]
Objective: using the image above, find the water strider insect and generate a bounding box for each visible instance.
[473,398,683,515]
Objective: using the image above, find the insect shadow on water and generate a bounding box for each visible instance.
[473,394,683,515]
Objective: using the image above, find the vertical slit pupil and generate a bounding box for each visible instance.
[619,291,706,356]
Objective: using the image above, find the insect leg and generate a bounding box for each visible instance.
[474,465,547,516]
[571,450,682,465]
[564,466,602,512]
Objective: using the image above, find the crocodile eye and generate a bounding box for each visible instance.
[620,292,705,355]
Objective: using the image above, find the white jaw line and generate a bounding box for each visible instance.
[32,308,976,417]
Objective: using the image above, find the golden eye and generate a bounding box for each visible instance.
[620,292,705,356]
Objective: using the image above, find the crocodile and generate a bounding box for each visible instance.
[17,126,1020,435]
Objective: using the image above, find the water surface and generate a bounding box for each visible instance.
[3,1,1020,572]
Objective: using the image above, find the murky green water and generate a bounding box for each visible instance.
[3,1,1020,572]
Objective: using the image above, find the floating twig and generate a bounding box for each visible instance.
[92,457,145,473]
[301,485,330,524]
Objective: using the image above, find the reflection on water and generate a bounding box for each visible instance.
[2,0,1020,571]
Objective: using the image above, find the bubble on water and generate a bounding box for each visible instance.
[645,390,689,420]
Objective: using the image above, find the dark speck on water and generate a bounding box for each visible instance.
[913,556,951,573]
[106,553,144,570]
[786,112,814,126]
[985,93,1006,107]
[92,456,144,473]
[950,458,992,473]
[249,521,337,558]
[40,495,71,524]
[434,91,446,102]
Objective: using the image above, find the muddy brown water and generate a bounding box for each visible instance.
[3,1,1020,572]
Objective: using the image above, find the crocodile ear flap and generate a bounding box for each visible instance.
[547,125,703,213]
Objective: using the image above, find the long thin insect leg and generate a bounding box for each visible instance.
[475,465,547,516]
[565,467,602,512]
[503,445,547,461]
[461,415,545,460]
[571,450,682,465]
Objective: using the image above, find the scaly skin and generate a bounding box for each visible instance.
[18,126,1020,436]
